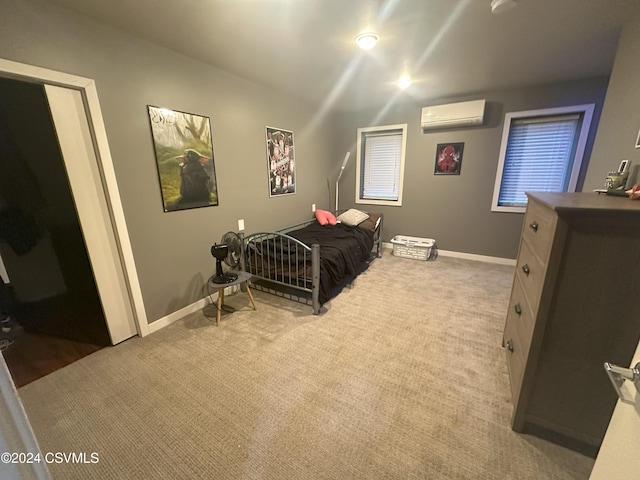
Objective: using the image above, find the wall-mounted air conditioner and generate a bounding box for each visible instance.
[421,99,486,130]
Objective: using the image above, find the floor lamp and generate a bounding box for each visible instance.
[335,152,350,211]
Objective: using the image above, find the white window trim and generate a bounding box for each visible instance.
[491,104,595,213]
[355,123,407,207]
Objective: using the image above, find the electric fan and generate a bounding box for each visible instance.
[210,231,242,284]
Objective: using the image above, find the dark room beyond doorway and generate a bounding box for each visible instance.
[0,77,110,387]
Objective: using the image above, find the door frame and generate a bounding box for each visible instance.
[0,58,149,339]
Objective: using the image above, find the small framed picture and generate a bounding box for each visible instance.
[434,142,464,175]
[635,127,640,148]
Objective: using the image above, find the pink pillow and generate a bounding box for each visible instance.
[315,209,337,225]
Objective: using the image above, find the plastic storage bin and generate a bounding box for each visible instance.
[391,235,435,260]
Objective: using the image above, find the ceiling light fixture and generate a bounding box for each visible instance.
[397,76,412,89]
[355,32,380,50]
[491,0,517,14]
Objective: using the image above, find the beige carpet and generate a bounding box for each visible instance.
[18,252,595,479]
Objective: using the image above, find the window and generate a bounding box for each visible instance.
[356,124,407,206]
[491,104,594,213]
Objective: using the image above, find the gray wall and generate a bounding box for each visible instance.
[0,0,636,325]
[584,7,640,191]
[333,79,609,259]
[0,0,337,323]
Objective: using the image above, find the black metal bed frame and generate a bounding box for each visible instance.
[242,211,383,314]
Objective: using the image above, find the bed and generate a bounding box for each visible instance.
[243,209,383,314]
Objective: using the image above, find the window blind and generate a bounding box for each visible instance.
[361,130,402,201]
[498,115,581,207]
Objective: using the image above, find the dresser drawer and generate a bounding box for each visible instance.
[516,240,545,312]
[504,316,526,405]
[522,199,556,264]
[505,276,535,359]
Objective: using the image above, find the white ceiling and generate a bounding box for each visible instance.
[48,0,638,111]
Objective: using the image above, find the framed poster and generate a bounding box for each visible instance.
[147,106,218,212]
[434,142,464,175]
[266,126,296,196]
[635,127,640,148]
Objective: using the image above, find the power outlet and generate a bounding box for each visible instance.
[311,203,316,212]
[238,219,245,231]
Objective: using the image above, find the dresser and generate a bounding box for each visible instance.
[504,192,640,454]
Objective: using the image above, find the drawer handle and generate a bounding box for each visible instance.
[521,264,530,275]
[529,221,538,232]
[514,303,522,315]
[506,339,514,353]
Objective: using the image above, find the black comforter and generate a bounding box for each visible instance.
[290,222,374,304]
[249,222,374,305]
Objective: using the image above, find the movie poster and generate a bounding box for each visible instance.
[434,142,464,175]
[147,106,218,211]
[265,127,296,196]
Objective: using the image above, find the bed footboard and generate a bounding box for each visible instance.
[243,230,322,314]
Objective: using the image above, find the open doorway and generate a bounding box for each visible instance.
[0,77,110,387]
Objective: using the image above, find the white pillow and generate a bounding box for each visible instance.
[337,209,369,227]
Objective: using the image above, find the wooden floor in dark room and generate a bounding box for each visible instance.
[1,292,110,388]
[2,325,104,388]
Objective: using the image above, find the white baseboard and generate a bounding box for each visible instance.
[381,242,516,266]
[148,296,210,334]
[149,285,240,333]
[436,249,516,266]
[147,284,243,334]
